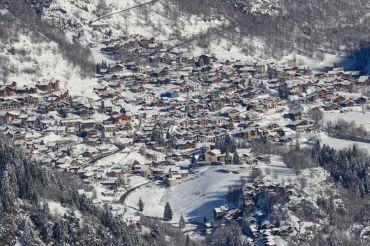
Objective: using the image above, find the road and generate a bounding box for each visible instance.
[119,180,153,204]
[88,144,125,166]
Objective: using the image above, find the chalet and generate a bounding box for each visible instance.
[285,66,298,76]
[79,107,95,118]
[132,164,153,178]
[6,130,25,141]
[60,118,81,128]
[207,76,222,85]
[48,126,67,135]
[2,111,20,122]
[103,124,116,136]
[176,140,196,149]
[331,95,346,104]
[213,205,229,219]
[316,89,328,99]
[25,95,39,105]
[265,99,279,110]
[199,54,215,65]
[255,62,269,74]
[286,120,314,132]
[109,81,121,90]
[100,178,118,189]
[354,96,367,105]
[109,64,124,73]
[283,111,302,121]
[341,99,354,108]
[94,85,108,97]
[0,86,16,97]
[144,93,156,104]
[239,127,257,140]
[0,99,20,111]
[151,67,169,77]
[36,80,60,94]
[358,76,369,86]
[205,149,221,162]
[115,114,133,125]
[131,86,145,93]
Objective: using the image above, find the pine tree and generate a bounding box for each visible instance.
[0,170,16,211]
[138,197,144,212]
[185,234,191,246]
[96,63,101,74]
[163,202,173,221]
[203,216,207,224]
[179,214,185,229]
[52,222,62,246]
[232,151,240,165]
[225,149,231,165]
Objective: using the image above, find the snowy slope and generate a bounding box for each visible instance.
[125,167,252,224]
[42,0,226,42]
[0,7,97,97]
[39,0,259,59]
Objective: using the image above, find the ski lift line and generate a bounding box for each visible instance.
[89,0,160,25]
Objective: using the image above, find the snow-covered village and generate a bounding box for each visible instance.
[0,0,370,245]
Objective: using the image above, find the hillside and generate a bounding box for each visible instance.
[2,0,368,91]
[33,0,370,71]
[0,134,143,245]
[0,0,99,97]
[0,1,370,245]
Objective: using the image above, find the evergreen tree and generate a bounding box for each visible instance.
[138,197,144,212]
[179,214,186,229]
[225,149,231,165]
[185,234,191,246]
[203,216,207,224]
[232,151,240,165]
[52,222,62,246]
[163,202,173,221]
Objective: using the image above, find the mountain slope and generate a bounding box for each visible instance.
[0,0,96,93]
[0,133,143,245]
[30,0,370,72]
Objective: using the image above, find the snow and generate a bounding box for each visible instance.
[125,166,252,224]
[1,32,97,98]
[316,132,370,152]
[47,200,68,217]
[39,133,78,143]
[324,110,370,131]
[258,155,296,179]
[94,150,130,167]
[281,53,370,74]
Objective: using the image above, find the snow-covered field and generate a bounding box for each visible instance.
[317,133,370,152]
[125,166,252,225]
[324,110,370,131]
[259,155,296,178]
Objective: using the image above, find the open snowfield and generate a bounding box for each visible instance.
[324,110,370,131]
[124,166,253,225]
[259,155,296,178]
[317,132,370,152]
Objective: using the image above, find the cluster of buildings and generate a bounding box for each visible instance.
[0,33,369,216]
